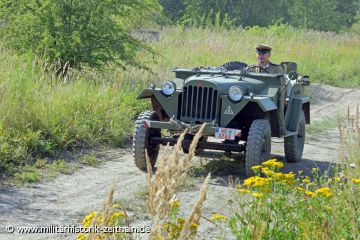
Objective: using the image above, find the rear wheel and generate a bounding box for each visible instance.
[133,111,161,171]
[245,119,271,177]
[284,110,306,163]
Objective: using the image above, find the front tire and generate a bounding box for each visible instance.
[133,111,161,171]
[245,119,271,177]
[284,111,306,163]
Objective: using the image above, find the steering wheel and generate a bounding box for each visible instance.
[245,65,269,73]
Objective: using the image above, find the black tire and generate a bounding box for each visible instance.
[133,110,161,171]
[220,61,248,71]
[245,119,271,177]
[284,111,306,163]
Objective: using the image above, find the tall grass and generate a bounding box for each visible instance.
[1,25,360,175]
[147,25,360,87]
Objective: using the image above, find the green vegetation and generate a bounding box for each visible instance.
[14,166,42,183]
[306,116,339,134]
[0,0,160,70]
[80,155,99,167]
[161,0,359,32]
[1,25,360,177]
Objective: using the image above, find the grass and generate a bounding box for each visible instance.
[80,155,99,167]
[306,116,339,134]
[11,153,102,184]
[1,25,360,177]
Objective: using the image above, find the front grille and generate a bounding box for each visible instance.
[180,85,218,121]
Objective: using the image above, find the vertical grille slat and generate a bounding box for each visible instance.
[201,88,208,119]
[192,86,197,118]
[187,86,192,117]
[197,88,203,118]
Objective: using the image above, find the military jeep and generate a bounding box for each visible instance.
[133,61,310,176]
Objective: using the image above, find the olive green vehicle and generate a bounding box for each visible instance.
[133,61,310,176]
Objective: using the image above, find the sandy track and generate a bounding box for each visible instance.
[1,84,360,240]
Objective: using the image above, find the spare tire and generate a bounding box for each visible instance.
[220,61,248,71]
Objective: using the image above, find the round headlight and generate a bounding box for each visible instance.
[228,86,243,102]
[161,81,176,96]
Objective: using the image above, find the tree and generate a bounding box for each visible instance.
[160,0,185,23]
[0,0,161,71]
[288,0,359,32]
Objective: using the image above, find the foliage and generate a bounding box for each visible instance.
[0,0,161,70]
[226,159,359,239]
[174,0,359,32]
[160,0,185,23]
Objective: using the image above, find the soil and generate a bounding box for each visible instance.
[1,84,360,240]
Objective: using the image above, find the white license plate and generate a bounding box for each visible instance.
[214,127,241,140]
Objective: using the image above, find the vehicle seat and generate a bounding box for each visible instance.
[281,62,297,99]
[281,61,297,74]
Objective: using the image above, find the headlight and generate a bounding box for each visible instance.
[161,81,176,96]
[228,86,243,102]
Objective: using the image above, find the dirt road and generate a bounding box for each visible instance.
[1,84,360,240]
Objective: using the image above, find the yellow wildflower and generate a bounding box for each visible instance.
[112,203,121,209]
[283,172,296,185]
[170,198,181,209]
[315,187,334,198]
[334,177,341,182]
[211,214,227,221]
[262,159,284,169]
[274,172,284,178]
[296,187,304,192]
[244,176,269,187]
[304,191,317,197]
[302,177,311,184]
[251,165,262,171]
[312,168,319,173]
[190,223,199,231]
[77,234,86,240]
[95,234,106,240]
[83,211,97,227]
[260,187,272,193]
[252,192,264,198]
[237,188,251,194]
[109,211,126,225]
[261,167,274,176]
[352,178,360,184]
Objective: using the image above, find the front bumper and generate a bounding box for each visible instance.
[144,119,245,152]
[144,119,216,135]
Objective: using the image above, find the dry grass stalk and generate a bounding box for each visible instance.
[146,124,207,239]
[179,173,211,240]
[86,184,117,240]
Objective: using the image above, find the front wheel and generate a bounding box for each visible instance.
[133,111,161,171]
[245,119,271,177]
[284,110,306,163]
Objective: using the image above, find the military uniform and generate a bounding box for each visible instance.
[247,44,287,135]
[246,62,284,74]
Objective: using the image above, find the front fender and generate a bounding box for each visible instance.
[220,96,277,126]
[137,88,180,119]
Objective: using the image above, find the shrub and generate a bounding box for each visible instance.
[0,0,161,71]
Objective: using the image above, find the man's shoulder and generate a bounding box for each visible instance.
[268,62,282,66]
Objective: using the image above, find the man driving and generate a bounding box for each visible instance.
[247,44,283,74]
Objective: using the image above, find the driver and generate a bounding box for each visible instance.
[247,45,283,74]
[247,44,287,135]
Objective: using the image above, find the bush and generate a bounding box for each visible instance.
[0,0,161,71]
